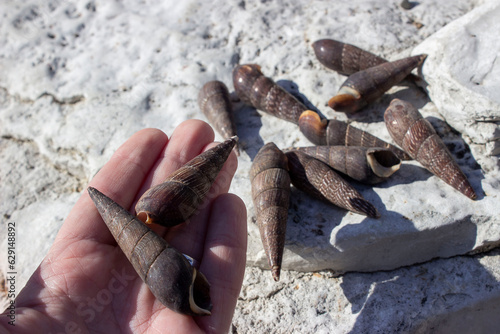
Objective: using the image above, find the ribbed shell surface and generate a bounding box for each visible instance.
[329,54,427,113]
[198,81,238,154]
[286,151,380,218]
[135,136,237,226]
[342,55,426,103]
[88,187,212,316]
[250,142,291,281]
[233,64,307,124]
[298,110,411,161]
[312,39,387,76]
[292,146,400,184]
[384,99,476,199]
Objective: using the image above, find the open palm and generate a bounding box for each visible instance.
[2,120,247,333]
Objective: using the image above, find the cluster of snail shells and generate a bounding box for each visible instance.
[88,37,478,314]
[89,136,238,316]
[198,38,477,281]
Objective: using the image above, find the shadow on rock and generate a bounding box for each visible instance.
[284,184,390,273]
[349,181,387,215]
[337,214,477,276]
[340,236,500,333]
[284,187,347,268]
[232,101,264,160]
[344,86,430,124]
[387,85,429,110]
[276,79,326,119]
[379,162,433,187]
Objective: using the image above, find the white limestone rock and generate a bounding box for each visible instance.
[1,0,499,332]
[234,248,500,333]
[412,0,500,160]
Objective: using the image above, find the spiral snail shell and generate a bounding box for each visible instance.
[286,150,380,218]
[312,39,422,83]
[312,39,387,76]
[298,110,411,161]
[198,80,240,155]
[233,64,308,124]
[135,136,238,226]
[88,187,212,316]
[328,54,427,113]
[384,99,477,200]
[250,143,291,281]
[288,146,401,184]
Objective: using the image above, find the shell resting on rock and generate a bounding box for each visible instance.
[198,80,240,155]
[312,38,422,83]
[286,150,380,218]
[135,136,237,227]
[328,54,427,113]
[250,142,291,281]
[312,39,387,76]
[384,99,477,200]
[288,145,401,184]
[88,187,212,316]
[232,64,307,124]
[298,110,411,161]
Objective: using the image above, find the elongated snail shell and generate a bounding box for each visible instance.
[198,80,240,155]
[328,54,427,113]
[384,99,477,200]
[250,143,291,281]
[286,150,380,218]
[312,39,422,83]
[232,64,308,124]
[135,136,238,226]
[289,146,401,184]
[312,39,387,76]
[298,110,411,161]
[88,187,212,316]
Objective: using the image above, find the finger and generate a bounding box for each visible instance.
[165,142,239,263]
[56,128,168,244]
[195,193,247,333]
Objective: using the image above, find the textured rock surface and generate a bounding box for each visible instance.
[413,0,500,161]
[1,0,499,332]
[234,248,500,333]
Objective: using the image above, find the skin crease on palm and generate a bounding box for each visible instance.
[0,120,248,334]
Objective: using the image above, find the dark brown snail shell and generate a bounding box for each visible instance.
[286,150,380,218]
[312,39,422,83]
[312,39,387,76]
[135,136,237,226]
[198,80,240,155]
[289,146,401,184]
[328,54,427,113]
[250,142,291,281]
[88,187,212,316]
[384,99,477,200]
[232,64,307,124]
[298,110,411,161]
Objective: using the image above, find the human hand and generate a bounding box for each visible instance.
[1,120,247,333]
